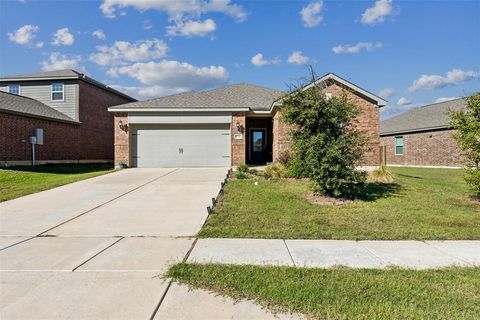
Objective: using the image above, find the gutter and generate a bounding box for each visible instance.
[380,125,451,136]
[108,107,251,113]
[0,109,81,125]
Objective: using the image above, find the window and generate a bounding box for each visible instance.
[395,136,404,155]
[8,84,20,95]
[51,83,64,101]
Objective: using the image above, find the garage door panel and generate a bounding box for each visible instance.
[132,124,231,168]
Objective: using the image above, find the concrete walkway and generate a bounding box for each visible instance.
[188,238,480,269]
[1,168,301,320]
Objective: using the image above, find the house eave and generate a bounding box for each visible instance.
[0,108,81,125]
[108,107,251,113]
[270,72,387,109]
[380,125,451,136]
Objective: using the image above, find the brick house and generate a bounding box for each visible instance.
[380,98,466,167]
[109,73,386,169]
[0,69,136,166]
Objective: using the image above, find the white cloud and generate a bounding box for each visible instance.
[361,0,393,26]
[109,84,187,100]
[332,42,382,54]
[51,28,74,46]
[300,1,323,28]
[40,52,85,72]
[408,69,480,92]
[378,88,395,98]
[435,97,460,103]
[110,60,228,90]
[380,103,420,120]
[251,53,270,67]
[167,19,216,37]
[100,0,247,21]
[92,29,106,40]
[7,25,39,45]
[287,51,309,64]
[143,20,153,30]
[35,41,44,48]
[397,97,411,106]
[89,38,168,66]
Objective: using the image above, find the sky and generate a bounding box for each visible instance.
[0,0,479,119]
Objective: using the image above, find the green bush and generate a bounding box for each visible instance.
[237,164,249,174]
[248,168,259,175]
[263,163,288,180]
[281,73,367,198]
[236,171,248,180]
[450,93,480,199]
[465,169,480,199]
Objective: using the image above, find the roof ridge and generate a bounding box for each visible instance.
[420,97,466,108]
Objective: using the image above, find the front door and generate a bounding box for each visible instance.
[250,129,266,164]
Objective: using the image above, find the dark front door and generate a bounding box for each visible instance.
[250,129,267,164]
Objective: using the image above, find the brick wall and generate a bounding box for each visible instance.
[380,129,464,167]
[272,109,294,162]
[272,82,381,166]
[0,112,80,164]
[0,80,134,165]
[113,113,130,167]
[231,112,246,166]
[78,81,133,161]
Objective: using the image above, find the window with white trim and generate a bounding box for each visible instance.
[8,84,20,95]
[395,136,404,155]
[51,83,64,101]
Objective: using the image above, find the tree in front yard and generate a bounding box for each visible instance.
[449,92,480,199]
[281,71,367,198]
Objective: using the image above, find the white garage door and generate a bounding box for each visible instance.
[132,124,231,168]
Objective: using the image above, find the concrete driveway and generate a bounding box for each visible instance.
[0,168,227,319]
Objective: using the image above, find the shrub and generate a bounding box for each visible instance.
[465,169,480,200]
[263,163,288,180]
[276,150,292,165]
[368,166,394,183]
[236,171,248,180]
[449,93,480,199]
[237,164,249,174]
[249,168,259,175]
[281,71,367,198]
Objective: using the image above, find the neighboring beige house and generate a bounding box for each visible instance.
[109,73,386,169]
[380,98,466,168]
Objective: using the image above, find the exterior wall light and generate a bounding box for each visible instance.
[118,119,128,132]
[236,121,241,132]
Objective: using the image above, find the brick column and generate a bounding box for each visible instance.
[272,110,293,162]
[114,112,130,168]
[231,112,246,166]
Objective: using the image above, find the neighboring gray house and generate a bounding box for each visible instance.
[0,69,135,165]
[0,69,133,121]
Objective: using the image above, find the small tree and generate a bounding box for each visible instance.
[449,93,480,199]
[281,72,367,198]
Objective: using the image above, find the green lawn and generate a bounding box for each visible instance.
[0,164,114,202]
[199,167,480,240]
[168,263,480,320]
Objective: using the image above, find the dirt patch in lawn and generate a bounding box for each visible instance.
[306,191,353,206]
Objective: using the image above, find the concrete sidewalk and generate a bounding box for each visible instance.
[188,239,480,269]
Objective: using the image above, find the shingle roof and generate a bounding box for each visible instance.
[0,69,81,79]
[0,69,136,102]
[380,98,467,135]
[110,83,284,111]
[0,91,78,123]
